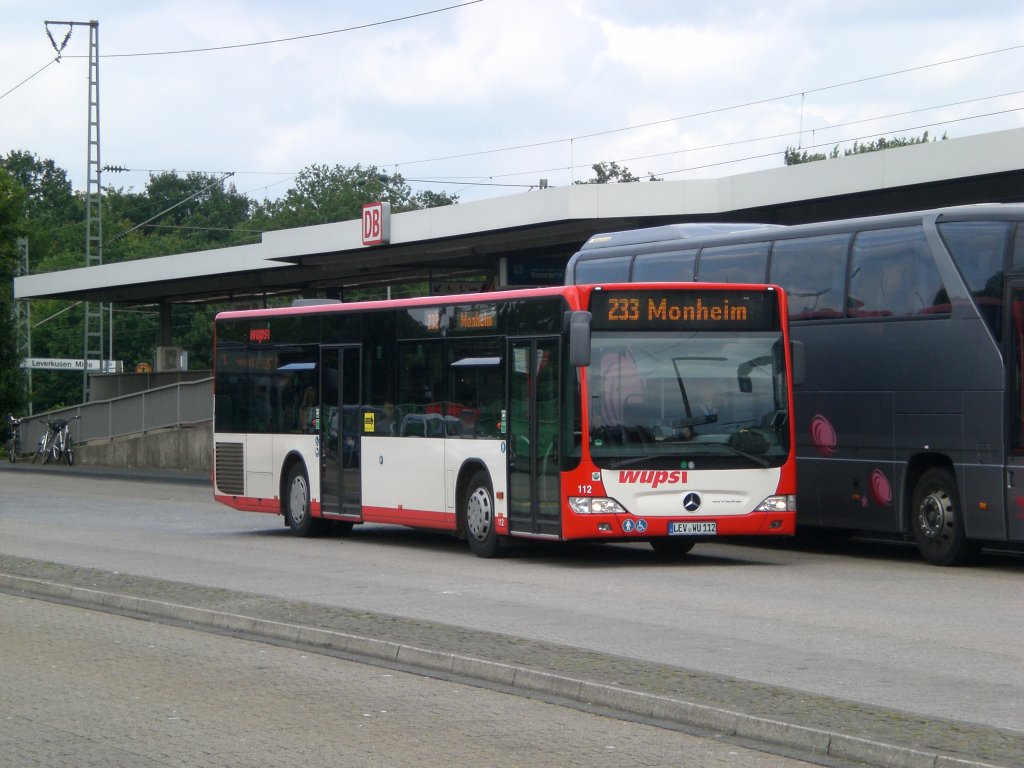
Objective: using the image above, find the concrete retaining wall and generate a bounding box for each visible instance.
[76,421,212,474]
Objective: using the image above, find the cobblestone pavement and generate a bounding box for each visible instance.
[0,592,826,768]
[2,554,1021,768]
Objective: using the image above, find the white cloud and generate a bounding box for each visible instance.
[1,0,1022,201]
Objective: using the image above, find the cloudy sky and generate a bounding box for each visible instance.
[2,0,1023,204]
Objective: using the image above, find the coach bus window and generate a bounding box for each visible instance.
[1011,289,1024,451]
[769,235,848,320]
[573,255,631,284]
[696,242,769,283]
[938,220,1011,340]
[847,227,945,318]
[632,249,697,282]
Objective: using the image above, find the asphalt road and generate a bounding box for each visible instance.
[1,592,828,768]
[1,464,1023,765]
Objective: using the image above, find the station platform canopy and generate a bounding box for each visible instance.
[14,126,1024,306]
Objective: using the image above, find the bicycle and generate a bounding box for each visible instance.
[6,414,22,462]
[32,415,79,466]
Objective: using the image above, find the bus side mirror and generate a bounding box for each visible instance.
[791,340,805,386]
[567,311,592,367]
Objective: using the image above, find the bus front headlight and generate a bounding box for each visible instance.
[754,494,796,512]
[568,497,628,515]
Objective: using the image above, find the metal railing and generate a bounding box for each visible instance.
[14,377,213,457]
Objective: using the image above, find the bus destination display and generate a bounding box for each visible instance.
[590,289,779,331]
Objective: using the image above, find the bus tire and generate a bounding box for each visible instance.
[464,470,502,558]
[650,538,696,558]
[284,462,321,537]
[911,467,977,566]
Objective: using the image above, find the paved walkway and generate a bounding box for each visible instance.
[2,592,822,768]
[1,553,1019,768]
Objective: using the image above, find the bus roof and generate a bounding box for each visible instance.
[579,222,783,251]
[575,203,1024,256]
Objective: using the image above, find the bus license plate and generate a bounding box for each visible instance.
[669,521,717,535]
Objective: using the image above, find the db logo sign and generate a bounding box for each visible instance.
[361,201,391,246]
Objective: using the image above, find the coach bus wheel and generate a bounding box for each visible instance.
[464,471,501,558]
[650,538,696,558]
[285,463,320,537]
[911,468,976,566]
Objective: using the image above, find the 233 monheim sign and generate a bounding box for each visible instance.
[589,289,780,331]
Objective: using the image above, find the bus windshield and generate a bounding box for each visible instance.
[587,331,790,469]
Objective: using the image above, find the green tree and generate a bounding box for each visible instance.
[252,163,458,231]
[104,171,256,259]
[783,145,840,165]
[575,161,662,184]
[1,150,83,275]
[0,152,85,412]
[2,156,463,411]
[784,131,947,166]
[0,167,29,419]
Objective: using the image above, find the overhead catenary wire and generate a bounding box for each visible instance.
[0,57,59,101]
[388,42,1024,169]
[104,171,236,244]
[477,93,1024,184]
[6,8,1020,197]
[60,1,484,58]
[2,2,482,99]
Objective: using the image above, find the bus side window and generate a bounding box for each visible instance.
[769,235,849,321]
[398,341,445,429]
[573,255,632,284]
[632,249,697,282]
[449,341,504,439]
[1011,291,1024,451]
[696,242,769,283]
[847,227,945,318]
[939,220,1012,341]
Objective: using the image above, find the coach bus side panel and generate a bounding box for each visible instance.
[797,389,897,532]
[962,390,1009,542]
[793,316,1005,539]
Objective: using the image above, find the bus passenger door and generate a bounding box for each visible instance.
[322,345,362,517]
[508,338,562,538]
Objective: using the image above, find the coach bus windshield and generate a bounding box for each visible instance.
[587,332,790,469]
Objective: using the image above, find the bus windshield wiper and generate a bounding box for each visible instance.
[718,443,771,468]
[607,455,653,469]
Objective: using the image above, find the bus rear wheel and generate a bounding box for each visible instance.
[911,468,976,566]
[285,462,322,537]
[464,471,502,558]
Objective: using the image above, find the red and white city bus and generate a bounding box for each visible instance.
[212,283,799,557]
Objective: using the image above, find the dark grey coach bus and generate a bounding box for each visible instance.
[565,204,1024,565]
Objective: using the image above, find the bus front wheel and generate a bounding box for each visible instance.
[911,468,976,566]
[464,471,502,558]
[284,463,321,537]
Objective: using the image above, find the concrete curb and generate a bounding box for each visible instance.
[0,572,1006,768]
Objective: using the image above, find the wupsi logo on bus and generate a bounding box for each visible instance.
[249,326,271,343]
[618,470,688,489]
